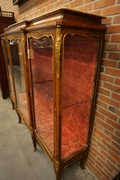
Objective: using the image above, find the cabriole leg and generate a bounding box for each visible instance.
[29,127,36,152]
[16,111,21,124]
[80,156,86,169]
[54,161,63,180]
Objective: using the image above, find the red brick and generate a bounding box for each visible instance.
[94,127,111,142]
[98,86,110,96]
[49,0,56,2]
[101,139,111,149]
[100,149,116,164]
[104,43,120,51]
[102,59,117,68]
[114,15,120,23]
[112,35,120,42]
[98,106,118,121]
[102,51,108,58]
[115,44,120,51]
[94,0,115,9]
[34,0,40,6]
[97,99,108,109]
[70,0,83,8]
[87,155,95,166]
[103,5,120,16]
[99,80,103,86]
[105,67,120,77]
[115,129,120,137]
[89,145,98,158]
[107,25,120,33]
[77,3,93,11]
[115,78,120,85]
[94,172,103,180]
[118,62,120,69]
[96,118,114,132]
[104,129,120,144]
[104,82,120,93]
[84,0,93,3]
[102,17,112,25]
[106,160,120,172]
[102,138,120,156]
[106,118,120,129]
[112,140,120,150]
[109,52,120,60]
[40,7,45,14]
[95,111,105,120]
[110,145,120,156]
[46,3,54,11]
[100,94,120,108]
[37,0,49,8]
[97,165,111,180]
[63,4,69,8]
[104,168,115,179]
[92,129,101,141]
[92,9,102,16]
[91,141,99,150]
[90,146,106,161]
[100,72,114,82]
[112,92,120,101]
[108,150,120,162]
[98,157,114,174]
[117,162,120,169]
[114,108,120,116]
[104,34,110,42]
[92,135,101,145]
[94,120,104,131]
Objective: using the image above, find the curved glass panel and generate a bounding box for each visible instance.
[30,36,54,154]
[9,39,29,121]
[62,35,100,159]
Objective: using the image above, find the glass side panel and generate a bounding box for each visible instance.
[3,40,14,96]
[9,40,29,121]
[62,35,100,159]
[30,36,54,154]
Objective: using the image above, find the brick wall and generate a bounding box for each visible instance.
[1,0,120,180]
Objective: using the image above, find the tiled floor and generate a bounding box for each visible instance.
[0,92,95,180]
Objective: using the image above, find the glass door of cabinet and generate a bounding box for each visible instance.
[2,39,15,99]
[9,39,29,121]
[62,34,100,159]
[29,36,54,154]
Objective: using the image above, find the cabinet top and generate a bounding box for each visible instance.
[1,7,106,36]
[26,7,106,32]
[31,7,106,22]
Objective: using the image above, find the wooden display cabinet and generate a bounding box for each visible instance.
[1,21,36,149]
[1,8,106,180]
[26,8,106,180]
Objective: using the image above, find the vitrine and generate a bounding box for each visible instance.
[26,8,106,180]
[1,8,106,180]
[1,21,36,149]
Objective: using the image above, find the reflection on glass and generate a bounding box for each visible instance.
[30,36,54,154]
[9,40,29,121]
[62,35,100,159]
